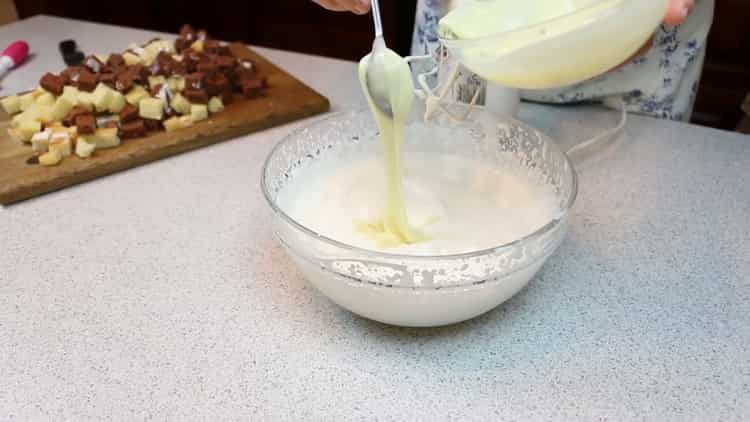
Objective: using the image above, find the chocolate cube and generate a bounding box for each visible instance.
[77,70,98,92]
[98,72,116,88]
[39,73,65,96]
[184,88,209,104]
[107,53,125,68]
[118,104,139,123]
[119,119,147,138]
[75,114,96,134]
[63,106,91,126]
[115,73,134,93]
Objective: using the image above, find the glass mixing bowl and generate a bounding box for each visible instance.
[439,0,669,89]
[261,109,577,327]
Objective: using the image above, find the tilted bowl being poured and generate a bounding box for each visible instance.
[438,0,670,89]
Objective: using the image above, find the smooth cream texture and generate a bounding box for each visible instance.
[280,152,559,255]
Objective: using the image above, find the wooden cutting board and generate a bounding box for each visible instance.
[0,43,329,205]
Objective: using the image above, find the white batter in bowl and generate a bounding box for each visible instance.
[261,108,577,327]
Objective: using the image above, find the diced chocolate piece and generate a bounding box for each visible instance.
[118,104,139,123]
[215,56,236,74]
[197,61,218,77]
[99,64,114,74]
[63,106,90,126]
[204,41,231,57]
[125,64,148,83]
[170,59,187,75]
[107,53,125,68]
[184,88,209,104]
[143,118,162,131]
[205,73,229,97]
[84,55,104,73]
[75,114,96,134]
[98,72,116,88]
[185,72,204,90]
[179,24,196,40]
[221,88,234,105]
[149,83,163,97]
[175,37,192,53]
[39,73,65,95]
[119,119,147,138]
[77,70,98,92]
[241,77,266,98]
[115,73,134,92]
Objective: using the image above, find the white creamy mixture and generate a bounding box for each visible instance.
[280,151,559,256]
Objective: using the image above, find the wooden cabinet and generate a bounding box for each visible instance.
[692,0,750,130]
[14,0,749,130]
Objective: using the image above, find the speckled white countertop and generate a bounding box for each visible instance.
[1,15,748,422]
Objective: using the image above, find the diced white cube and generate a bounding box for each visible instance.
[1,95,21,115]
[75,137,96,158]
[190,104,208,122]
[31,129,52,152]
[208,97,224,114]
[139,98,164,121]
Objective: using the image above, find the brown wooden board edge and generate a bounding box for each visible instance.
[0,43,330,205]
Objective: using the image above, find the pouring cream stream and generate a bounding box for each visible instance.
[357,44,427,247]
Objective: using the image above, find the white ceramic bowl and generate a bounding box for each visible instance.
[262,109,577,327]
[439,0,670,89]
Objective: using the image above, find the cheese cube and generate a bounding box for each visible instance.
[39,149,63,166]
[61,86,79,104]
[32,105,55,124]
[18,119,42,142]
[208,97,224,114]
[123,51,141,65]
[49,132,72,157]
[89,128,120,149]
[148,75,166,89]
[92,83,114,112]
[31,129,52,152]
[167,76,185,93]
[95,54,109,63]
[163,116,193,132]
[170,93,191,115]
[35,92,56,106]
[190,104,208,122]
[125,85,149,105]
[19,92,36,111]
[7,128,25,143]
[30,87,48,99]
[108,91,126,113]
[51,96,75,121]
[1,95,21,115]
[76,91,94,111]
[190,40,204,52]
[138,98,164,121]
[75,137,96,158]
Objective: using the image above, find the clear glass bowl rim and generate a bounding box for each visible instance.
[260,110,579,262]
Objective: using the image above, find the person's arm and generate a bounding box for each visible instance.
[312,0,370,14]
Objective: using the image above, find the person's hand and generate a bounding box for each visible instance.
[664,0,694,25]
[312,0,370,15]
